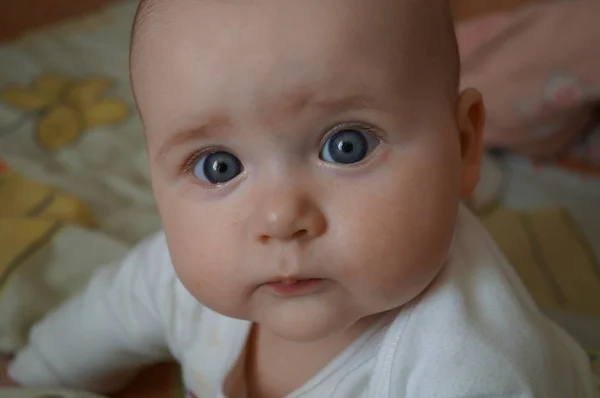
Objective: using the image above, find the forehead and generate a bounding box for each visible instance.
[132,0,448,136]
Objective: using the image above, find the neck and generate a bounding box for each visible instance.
[244,312,389,398]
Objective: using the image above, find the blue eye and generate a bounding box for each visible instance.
[320,128,380,164]
[193,151,243,184]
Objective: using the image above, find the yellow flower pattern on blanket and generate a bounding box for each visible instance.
[1,73,129,150]
[0,160,96,294]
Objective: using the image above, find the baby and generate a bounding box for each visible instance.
[1,0,598,396]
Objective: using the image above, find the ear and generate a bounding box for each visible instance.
[456,88,485,199]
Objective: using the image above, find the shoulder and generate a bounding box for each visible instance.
[108,230,180,302]
[372,207,595,397]
[377,300,594,397]
[106,231,204,351]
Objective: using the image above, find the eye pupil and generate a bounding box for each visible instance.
[338,141,354,153]
[322,129,370,164]
[215,162,228,173]
[194,151,242,184]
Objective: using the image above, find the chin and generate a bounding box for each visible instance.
[259,299,360,343]
[270,322,343,343]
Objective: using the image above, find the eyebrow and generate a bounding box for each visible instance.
[308,94,386,114]
[156,119,229,161]
[155,94,386,160]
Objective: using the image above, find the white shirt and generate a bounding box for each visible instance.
[9,207,598,397]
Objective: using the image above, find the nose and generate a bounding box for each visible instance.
[254,187,327,244]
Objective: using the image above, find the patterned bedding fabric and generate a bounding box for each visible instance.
[0,0,161,352]
[0,0,599,396]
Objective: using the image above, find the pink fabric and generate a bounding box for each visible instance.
[457,0,600,159]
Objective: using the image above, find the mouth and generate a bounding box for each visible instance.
[265,278,324,296]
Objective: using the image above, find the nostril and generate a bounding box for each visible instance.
[292,229,309,240]
[258,230,309,244]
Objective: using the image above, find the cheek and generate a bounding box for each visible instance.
[155,190,243,300]
[164,212,228,281]
[328,149,460,302]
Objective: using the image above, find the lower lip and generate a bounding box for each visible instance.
[267,279,323,295]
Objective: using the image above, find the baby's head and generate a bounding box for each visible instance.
[131,0,484,341]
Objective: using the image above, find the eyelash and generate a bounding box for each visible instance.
[178,122,383,175]
[320,122,383,146]
[180,147,217,175]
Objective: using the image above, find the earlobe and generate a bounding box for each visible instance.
[457,88,485,199]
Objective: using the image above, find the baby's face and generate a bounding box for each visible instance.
[132,0,482,341]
